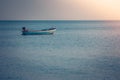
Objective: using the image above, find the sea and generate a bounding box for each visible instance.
[0,20,120,80]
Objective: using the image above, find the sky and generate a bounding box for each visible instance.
[0,0,120,20]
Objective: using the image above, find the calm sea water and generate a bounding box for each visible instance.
[0,20,120,80]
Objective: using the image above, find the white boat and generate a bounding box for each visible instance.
[22,27,56,35]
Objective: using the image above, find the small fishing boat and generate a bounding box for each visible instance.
[22,27,56,35]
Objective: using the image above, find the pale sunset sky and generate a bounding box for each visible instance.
[0,0,120,20]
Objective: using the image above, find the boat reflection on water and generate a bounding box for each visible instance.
[22,27,56,35]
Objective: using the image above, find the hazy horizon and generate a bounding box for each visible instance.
[0,0,120,20]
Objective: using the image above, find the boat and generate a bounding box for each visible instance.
[22,27,56,35]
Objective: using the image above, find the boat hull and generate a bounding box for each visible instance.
[22,29,56,35]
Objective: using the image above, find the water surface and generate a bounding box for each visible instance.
[0,20,120,80]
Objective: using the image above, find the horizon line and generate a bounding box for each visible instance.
[0,19,120,21]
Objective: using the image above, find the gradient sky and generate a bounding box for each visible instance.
[0,0,120,20]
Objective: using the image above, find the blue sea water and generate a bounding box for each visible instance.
[0,20,120,80]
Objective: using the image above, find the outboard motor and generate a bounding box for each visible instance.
[22,27,26,31]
